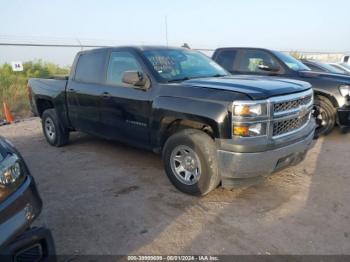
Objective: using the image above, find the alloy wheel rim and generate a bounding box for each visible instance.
[170,145,201,185]
[45,118,56,141]
[314,105,329,130]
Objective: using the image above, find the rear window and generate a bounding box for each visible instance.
[215,50,237,72]
[74,51,106,84]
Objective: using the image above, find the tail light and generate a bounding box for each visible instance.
[27,84,32,101]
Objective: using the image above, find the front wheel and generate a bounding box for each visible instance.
[162,129,220,196]
[313,95,336,136]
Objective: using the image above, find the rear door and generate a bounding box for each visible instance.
[99,50,152,147]
[67,50,108,135]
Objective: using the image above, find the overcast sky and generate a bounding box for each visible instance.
[1,0,349,66]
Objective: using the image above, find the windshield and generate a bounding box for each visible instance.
[316,61,346,74]
[341,63,350,70]
[273,51,310,71]
[143,49,228,82]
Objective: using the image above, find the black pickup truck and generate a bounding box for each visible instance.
[28,46,315,195]
[0,137,55,260]
[212,47,350,136]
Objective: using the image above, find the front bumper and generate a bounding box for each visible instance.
[337,106,350,127]
[0,227,56,262]
[0,176,42,248]
[218,129,314,188]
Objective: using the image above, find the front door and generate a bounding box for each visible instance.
[99,50,152,147]
[234,49,283,76]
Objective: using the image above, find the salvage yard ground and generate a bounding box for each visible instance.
[1,118,350,255]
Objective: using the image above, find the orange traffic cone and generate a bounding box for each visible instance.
[2,102,14,124]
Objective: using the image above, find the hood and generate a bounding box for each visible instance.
[183,75,311,100]
[0,138,8,162]
[0,137,16,161]
[299,70,350,84]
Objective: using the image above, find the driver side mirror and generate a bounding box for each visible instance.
[258,61,281,72]
[122,71,149,89]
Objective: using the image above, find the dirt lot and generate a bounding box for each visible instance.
[1,118,350,255]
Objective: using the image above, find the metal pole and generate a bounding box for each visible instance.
[165,16,168,46]
[76,38,83,51]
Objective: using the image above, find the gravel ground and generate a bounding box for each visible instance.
[1,118,350,255]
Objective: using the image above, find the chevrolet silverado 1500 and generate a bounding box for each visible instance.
[28,46,315,195]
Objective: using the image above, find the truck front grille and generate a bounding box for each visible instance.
[273,94,312,113]
[273,113,311,137]
[14,243,43,262]
[270,89,313,138]
[231,89,313,139]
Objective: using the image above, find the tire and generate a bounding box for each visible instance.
[340,126,350,134]
[162,129,220,196]
[42,109,69,147]
[313,95,336,136]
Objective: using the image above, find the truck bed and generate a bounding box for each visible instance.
[28,78,68,116]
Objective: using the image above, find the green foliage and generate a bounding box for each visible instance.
[0,61,70,119]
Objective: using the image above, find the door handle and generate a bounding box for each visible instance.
[68,88,76,93]
[101,92,111,99]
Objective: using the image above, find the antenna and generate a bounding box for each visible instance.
[165,16,168,46]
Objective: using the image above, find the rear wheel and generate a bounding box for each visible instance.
[313,95,336,136]
[42,109,69,147]
[162,129,220,196]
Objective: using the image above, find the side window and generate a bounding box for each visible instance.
[238,50,280,73]
[75,51,106,84]
[305,63,323,72]
[107,51,143,86]
[215,50,237,72]
[332,65,347,74]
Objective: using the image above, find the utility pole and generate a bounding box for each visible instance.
[165,16,168,46]
[76,38,83,51]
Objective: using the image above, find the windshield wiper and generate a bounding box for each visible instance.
[167,74,227,83]
[167,77,191,83]
[208,74,228,77]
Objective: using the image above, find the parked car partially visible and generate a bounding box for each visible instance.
[341,55,349,63]
[0,136,55,261]
[212,47,350,136]
[301,59,349,75]
[328,63,350,75]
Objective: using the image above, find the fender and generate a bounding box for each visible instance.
[33,94,70,129]
[313,87,342,108]
[150,96,231,149]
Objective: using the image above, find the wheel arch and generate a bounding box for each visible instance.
[159,118,216,148]
[151,96,231,152]
[36,98,54,117]
[314,90,339,108]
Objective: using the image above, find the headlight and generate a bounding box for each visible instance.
[232,101,268,137]
[0,154,23,186]
[233,123,267,137]
[233,102,267,117]
[339,85,350,97]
